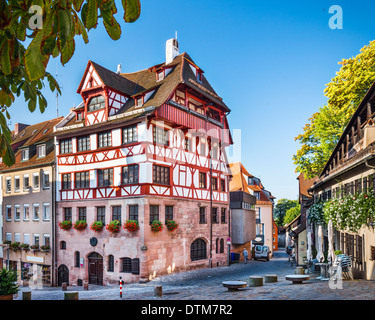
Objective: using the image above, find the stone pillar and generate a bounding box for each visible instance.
[64,292,79,300]
[248,276,263,287]
[154,286,162,297]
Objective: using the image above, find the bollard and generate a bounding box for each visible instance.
[295,267,304,275]
[264,274,278,283]
[64,292,79,300]
[62,282,68,291]
[83,281,89,291]
[154,285,162,297]
[119,276,123,298]
[248,276,263,287]
[22,291,31,300]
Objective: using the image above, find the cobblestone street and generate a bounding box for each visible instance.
[14,250,375,300]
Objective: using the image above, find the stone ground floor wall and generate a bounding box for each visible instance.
[56,196,229,286]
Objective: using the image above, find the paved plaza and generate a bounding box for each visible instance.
[14,250,375,300]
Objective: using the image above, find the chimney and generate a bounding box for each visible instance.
[166,38,179,65]
[14,123,29,135]
[116,64,121,74]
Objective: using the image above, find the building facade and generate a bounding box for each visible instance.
[308,79,375,280]
[54,39,233,285]
[0,118,62,286]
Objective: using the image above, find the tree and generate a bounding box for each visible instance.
[274,198,299,226]
[284,204,301,226]
[0,0,141,166]
[293,40,375,179]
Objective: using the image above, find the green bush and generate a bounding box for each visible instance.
[0,268,19,296]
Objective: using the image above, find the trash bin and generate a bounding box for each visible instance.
[231,252,235,261]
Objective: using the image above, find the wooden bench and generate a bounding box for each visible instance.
[285,275,310,284]
[222,281,247,291]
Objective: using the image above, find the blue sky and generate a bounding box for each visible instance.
[10,0,375,201]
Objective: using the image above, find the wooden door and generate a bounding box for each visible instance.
[88,253,103,285]
[58,264,69,286]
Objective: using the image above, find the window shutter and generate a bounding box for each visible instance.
[131,258,140,275]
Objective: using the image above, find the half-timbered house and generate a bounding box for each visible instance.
[54,39,232,285]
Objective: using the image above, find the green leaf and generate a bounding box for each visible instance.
[58,9,71,50]
[122,0,141,23]
[60,38,75,65]
[0,39,12,75]
[86,0,98,30]
[24,28,47,81]
[102,9,121,40]
[73,0,85,11]
[28,97,37,112]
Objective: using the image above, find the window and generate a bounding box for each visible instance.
[97,207,106,224]
[199,207,206,224]
[98,168,113,187]
[23,175,30,191]
[157,70,164,81]
[78,207,87,221]
[212,207,218,223]
[108,255,114,272]
[33,204,40,220]
[112,206,121,223]
[197,71,203,83]
[153,165,170,185]
[64,208,72,221]
[6,206,11,221]
[43,203,50,221]
[88,95,105,112]
[33,173,39,189]
[15,205,20,221]
[75,171,90,189]
[21,148,29,161]
[153,126,169,146]
[211,145,218,159]
[77,135,90,152]
[256,207,261,220]
[23,205,30,221]
[211,177,218,191]
[122,165,139,184]
[149,205,159,224]
[75,251,80,268]
[6,178,11,192]
[98,131,112,148]
[136,97,143,107]
[43,171,50,189]
[129,205,138,221]
[200,140,206,156]
[37,144,46,158]
[120,257,132,272]
[221,208,226,223]
[62,173,71,190]
[60,241,66,250]
[14,233,20,243]
[43,234,50,246]
[220,238,224,254]
[33,234,40,245]
[184,137,191,151]
[191,238,207,261]
[220,179,226,192]
[23,234,30,245]
[60,138,72,154]
[199,172,206,189]
[123,126,137,144]
[165,206,174,223]
[14,176,20,192]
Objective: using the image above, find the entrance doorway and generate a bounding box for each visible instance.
[88,252,103,285]
[57,264,69,286]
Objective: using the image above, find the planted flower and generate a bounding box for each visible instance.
[123,220,139,232]
[20,243,30,251]
[73,220,88,231]
[166,220,179,232]
[90,221,104,232]
[106,220,121,233]
[30,244,39,251]
[150,220,164,232]
[59,220,72,231]
[10,242,20,251]
[41,245,50,252]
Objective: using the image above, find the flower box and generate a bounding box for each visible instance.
[123,220,140,232]
[20,243,30,251]
[30,244,39,251]
[106,220,121,233]
[41,245,50,252]
[150,220,164,232]
[90,221,104,232]
[73,220,87,231]
[166,220,179,232]
[10,242,21,251]
[59,220,72,231]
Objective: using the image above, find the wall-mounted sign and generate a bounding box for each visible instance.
[90,237,98,247]
[26,255,44,264]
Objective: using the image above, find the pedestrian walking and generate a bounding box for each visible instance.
[242,248,249,264]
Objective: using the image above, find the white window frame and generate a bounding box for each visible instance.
[14,233,20,243]
[23,204,30,221]
[33,204,40,221]
[37,144,46,158]
[21,148,29,161]
[43,171,50,189]
[43,234,50,246]
[33,234,40,245]
[5,177,11,193]
[14,205,21,221]
[5,233,12,242]
[14,176,20,192]
[23,233,30,245]
[43,203,50,221]
[5,205,11,221]
[33,172,39,189]
[23,174,30,191]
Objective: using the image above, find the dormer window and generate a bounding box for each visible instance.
[157,70,164,81]
[197,71,203,83]
[37,144,46,158]
[21,148,29,161]
[88,95,105,112]
[136,97,143,107]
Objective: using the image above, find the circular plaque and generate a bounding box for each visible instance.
[90,237,98,247]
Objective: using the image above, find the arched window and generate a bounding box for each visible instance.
[60,241,66,250]
[88,95,105,112]
[216,238,219,254]
[191,238,207,261]
[220,238,224,254]
[74,251,80,268]
[108,255,114,272]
